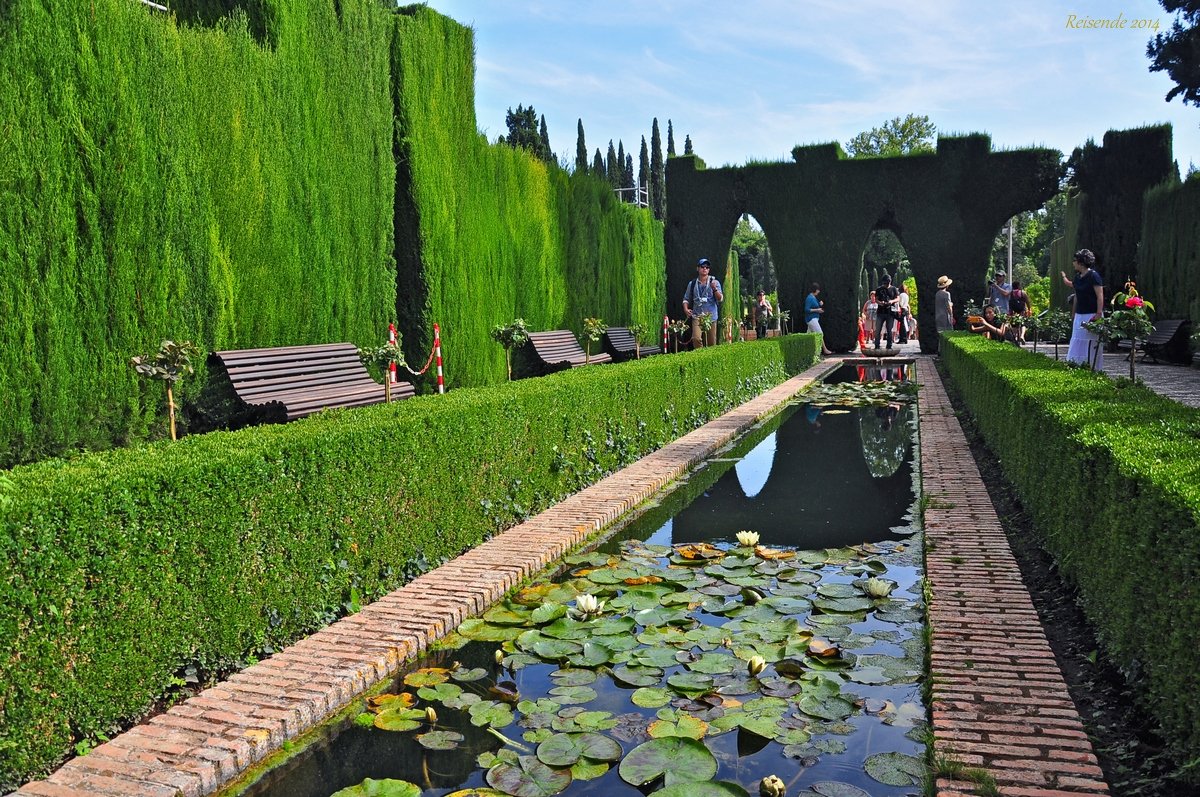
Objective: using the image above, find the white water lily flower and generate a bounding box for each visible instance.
[747,655,767,676]
[494,649,506,665]
[425,707,438,723]
[571,593,604,619]
[735,530,760,547]
[759,774,786,797]
[864,577,897,598]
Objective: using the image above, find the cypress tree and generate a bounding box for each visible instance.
[667,120,676,157]
[539,115,552,162]
[593,148,606,179]
[638,136,649,208]
[684,135,694,155]
[650,118,665,220]
[617,140,627,199]
[575,119,587,173]
[606,140,619,188]
[625,154,634,196]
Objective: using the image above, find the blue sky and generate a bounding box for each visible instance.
[420,0,1199,173]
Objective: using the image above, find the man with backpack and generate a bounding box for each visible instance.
[873,273,900,350]
[682,258,723,348]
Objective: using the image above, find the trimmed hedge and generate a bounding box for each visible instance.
[940,333,1200,770]
[0,335,818,788]
[391,6,665,390]
[1140,176,1200,323]
[665,137,1060,354]
[0,0,397,466]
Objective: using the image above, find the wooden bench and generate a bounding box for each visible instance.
[1115,319,1191,364]
[602,326,662,361]
[208,342,413,423]
[520,330,612,376]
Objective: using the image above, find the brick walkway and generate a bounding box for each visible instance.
[16,355,1112,797]
[919,361,1110,796]
[14,362,837,797]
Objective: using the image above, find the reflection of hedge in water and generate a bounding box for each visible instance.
[858,406,912,479]
[665,138,1060,354]
[392,7,665,389]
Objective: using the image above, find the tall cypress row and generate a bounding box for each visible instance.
[651,118,665,220]
[575,118,587,173]
[617,141,627,199]
[667,119,676,157]
[593,148,606,179]
[625,154,634,196]
[539,114,552,162]
[606,140,619,189]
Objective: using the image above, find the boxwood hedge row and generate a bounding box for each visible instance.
[0,335,817,788]
[940,333,1200,770]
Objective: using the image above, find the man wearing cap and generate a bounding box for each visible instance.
[873,273,900,349]
[934,275,954,333]
[682,258,723,348]
[754,290,772,340]
[988,271,1011,313]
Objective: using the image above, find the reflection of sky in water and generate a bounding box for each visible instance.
[734,432,775,498]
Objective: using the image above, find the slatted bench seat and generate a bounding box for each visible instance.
[520,330,612,376]
[602,326,662,361]
[208,342,413,423]
[1115,319,1191,364]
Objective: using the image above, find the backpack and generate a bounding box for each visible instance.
[1010,289,1028,315]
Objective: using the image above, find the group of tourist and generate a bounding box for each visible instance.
[682,248,1106,370]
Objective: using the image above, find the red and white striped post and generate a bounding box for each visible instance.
[387,323,398,384]
[434,323,445,394]
[662,315,669,353]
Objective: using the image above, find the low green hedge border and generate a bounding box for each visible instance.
[0,335,818,788]
[940,333,1200,771]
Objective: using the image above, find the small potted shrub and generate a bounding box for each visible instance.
[131,339,202,440]
[490,318,530,380]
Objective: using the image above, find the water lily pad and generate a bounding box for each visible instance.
[446,787,509,796]
[403,668,450,687]
[564,642,613,668]
[550,710,618,733]
[548,685,597,705]
[550,668,597,686]
[684,653,739,675]
[632,687,673,708]
[482,605,531,625]
[530,638,584,660]
[486,755,573,797]
[611,665,664,688]
[457,619,526,642]
[330,779,422,797]
[570,759,609,780]
[452,667,489,682]
[864,751,925,787]
[618,737,718,787]
[810,781,872,797]
[647,714,708,739]
[469,701,515,729]
[535,732,622,767]
[816,583,860,598]
[666,672,714,694]
[798,694,857,720]
[650,782,751,797]
[531,603,568,624]
[366,693,415,710]
[417,682,464,704]
[813,595,874,613]
[373,707,425,732]
[416,730,464,750]
[629,647,683,669]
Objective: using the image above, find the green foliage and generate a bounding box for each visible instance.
[1139,176,1200,322]
[391,8,665,390]
[490,319,531,381]
[1147,2,1200,105]
[0,0,397,466]
[651,118,665,220]
[581,317,608,362]
[130,341,202,387]
[502,104,552,162]
[575,119,588,173]
[845,114,937,158]
[941,334,1200,775]
[666,136,1061,355]
[731,216,777,296]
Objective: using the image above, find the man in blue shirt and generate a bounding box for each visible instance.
[682,258,723,348]
[988,271,1012,313]
[804,282,833,355]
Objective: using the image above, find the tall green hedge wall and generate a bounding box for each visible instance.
[0,2,667,466]
[391,7,665,389]
[941,333,1200,775]
[0,0,398,467]
[1050,125,1177,308]
[0,337,818,788]
[1139,177,1200,322]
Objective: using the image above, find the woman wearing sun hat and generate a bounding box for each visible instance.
[934,275,954,333]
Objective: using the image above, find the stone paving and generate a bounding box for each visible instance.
[15,351,1114,797]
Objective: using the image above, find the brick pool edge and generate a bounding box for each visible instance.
[919,361,1110,796]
